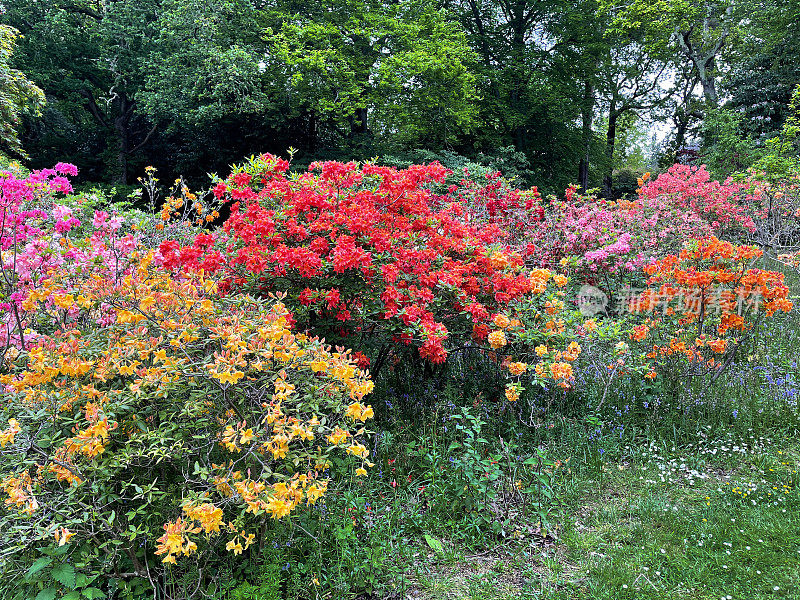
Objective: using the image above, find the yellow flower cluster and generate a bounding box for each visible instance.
[226,530,256,555]
[345,402,374,422]
[154,518,198,564]
[183,501,224,534]
[0,418,20,447]
[63,404,117,460]
[505,384,521,402]
[1,258,374,565]
[0,471,38,515]
[488,330,507,349]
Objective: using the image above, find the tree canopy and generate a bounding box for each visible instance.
[1,0,797,192]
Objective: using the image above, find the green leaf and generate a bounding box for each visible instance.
[62,592,81,600]
[34,589,57,600]
[424,534,444,555]
[82,588,106,599]
[25,557,52,580]
[51,563,76,589]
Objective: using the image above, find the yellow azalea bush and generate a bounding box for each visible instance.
[0,251,374,584]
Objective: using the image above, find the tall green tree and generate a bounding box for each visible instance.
[4,0,160,183]
[442,0,605,189]
[724,0,800,142]
[601,0,740,106]
[0,24,44,158]
[139,0,478,161]
[596,41,671,197]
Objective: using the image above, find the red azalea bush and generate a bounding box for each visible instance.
[158,155,585,391]
[439,169,545,243]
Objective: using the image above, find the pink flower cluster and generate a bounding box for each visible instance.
[455,163,767,300]
[639,164,757,232]
[0,165,138,349]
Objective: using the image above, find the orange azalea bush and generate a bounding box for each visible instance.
[624,236,792,388]
[487,268,587,400]
[0,246,374,587]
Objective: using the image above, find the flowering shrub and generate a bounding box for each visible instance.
[0,162,112,349]
[0,167,374,593]
[441,169,544,243]
[444,166,760,305]
[637,164,756,233]
[626,236,792,387]
[7,155,800,600]
[159,155,584,394]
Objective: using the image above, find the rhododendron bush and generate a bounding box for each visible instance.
[455,165,764,303]
[3,155,797,597]
[442,163,794,402]
[622,237,792,393]
[0,166,374,591]
[159,155,587,394]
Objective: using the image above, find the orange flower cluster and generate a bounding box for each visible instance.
[629,237,792,378]
[532,341,581,389]
[0,471,38,515]
[636,237,792,327]
[153,174,220,231]
[63,403,118,460]
[0,418,20,447]
[476,268,583,397]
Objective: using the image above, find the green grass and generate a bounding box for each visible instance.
[562,437,800,599]
[391,433,800,600]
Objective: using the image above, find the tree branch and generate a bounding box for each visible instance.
[125,123,158,156]
[57,3,103,20]
[80,89,110,129]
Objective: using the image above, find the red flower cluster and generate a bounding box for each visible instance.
[159,155,566,368]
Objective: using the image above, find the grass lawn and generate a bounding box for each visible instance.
[397,432,800,600]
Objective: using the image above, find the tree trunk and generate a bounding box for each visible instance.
[114,95,132,185]
[677,29,724,107]
[307,111,318,154]
[699,73,718,105]
[578,80,594,191]
[604,107,618,200]
[348,107,368,138]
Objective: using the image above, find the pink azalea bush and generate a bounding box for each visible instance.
[637,164,756,232]
[0,164,139,349]
[453,165,763,303]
